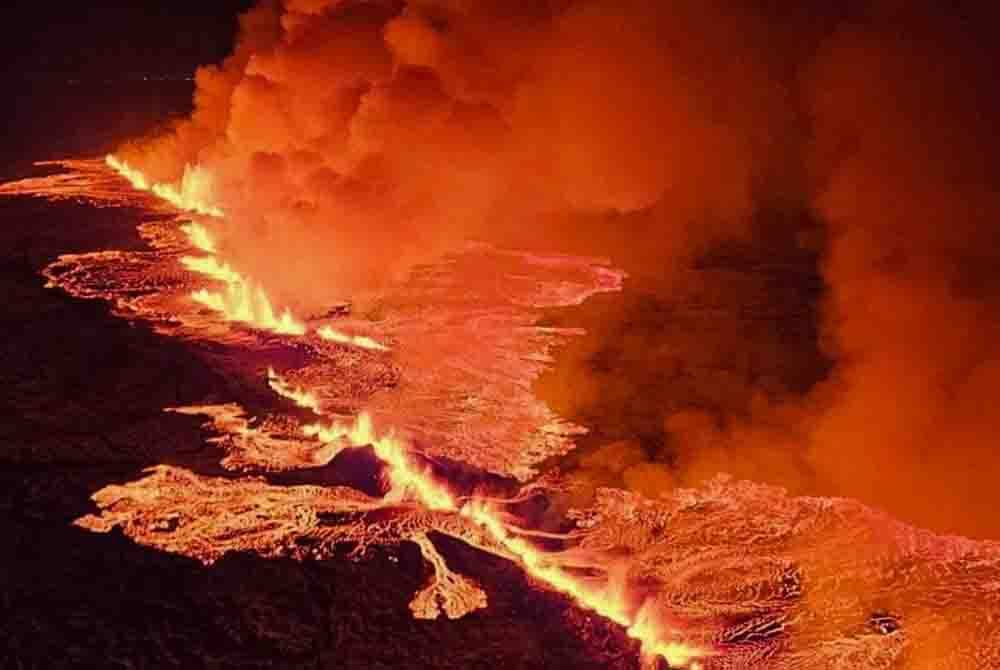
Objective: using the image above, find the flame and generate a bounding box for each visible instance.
[180,222,216,253]
[105,155,224,218]
[107,155,304,335]
[108,157,385,344]
[182,251,306,335]
[410,533,488,620]
[628,605,706,669]
[107,157,392,345]
[303,410,706,666]
[191,285,307,335]
[304,413,456,512]
[165,203,306,335]
[180,255,242,283]
[105,154,148,190]
[317,324,389,351]
[267,367,320,412]
[459,502,705,666]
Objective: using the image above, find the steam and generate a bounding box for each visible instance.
[120,1,1000,538]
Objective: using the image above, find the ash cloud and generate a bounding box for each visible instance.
[122,1,1000,538]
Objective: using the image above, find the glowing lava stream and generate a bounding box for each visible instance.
[299,406,707,667]
[106,156,703,666]
[106,155,387,349]
[105,155,224,218]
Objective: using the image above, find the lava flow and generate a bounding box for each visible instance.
[316,325,388,352]
[105,155,224,218]
[105,153,306,335]
[300,408,705,667]
[100,156,706,667]
[107,154,396,345]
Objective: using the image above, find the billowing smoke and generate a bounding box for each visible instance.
[119,0,788,307]
[799,3,1000,538]
[540,1,1000,539]
[121,1,1000,538]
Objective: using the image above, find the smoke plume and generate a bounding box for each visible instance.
[799,2,1000,537]
[121,0,1000,538]
[120,0,791,307]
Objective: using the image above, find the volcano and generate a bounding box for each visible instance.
[1,153,998,670]
[4,1,1000,668]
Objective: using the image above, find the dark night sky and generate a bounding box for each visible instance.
[0,2,256,79]
[1,2,256,164]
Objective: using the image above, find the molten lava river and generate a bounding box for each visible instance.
[3,158,999,669]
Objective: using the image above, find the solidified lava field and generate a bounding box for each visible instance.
[3,160,1000,670]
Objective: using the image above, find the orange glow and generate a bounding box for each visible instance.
[105,154,149,190]
[628,604,706,669]
[267,367,320,412]
[459,501,706,666]
[105,155,224,218]
[317,324,389,351]
[106,158,396,343]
